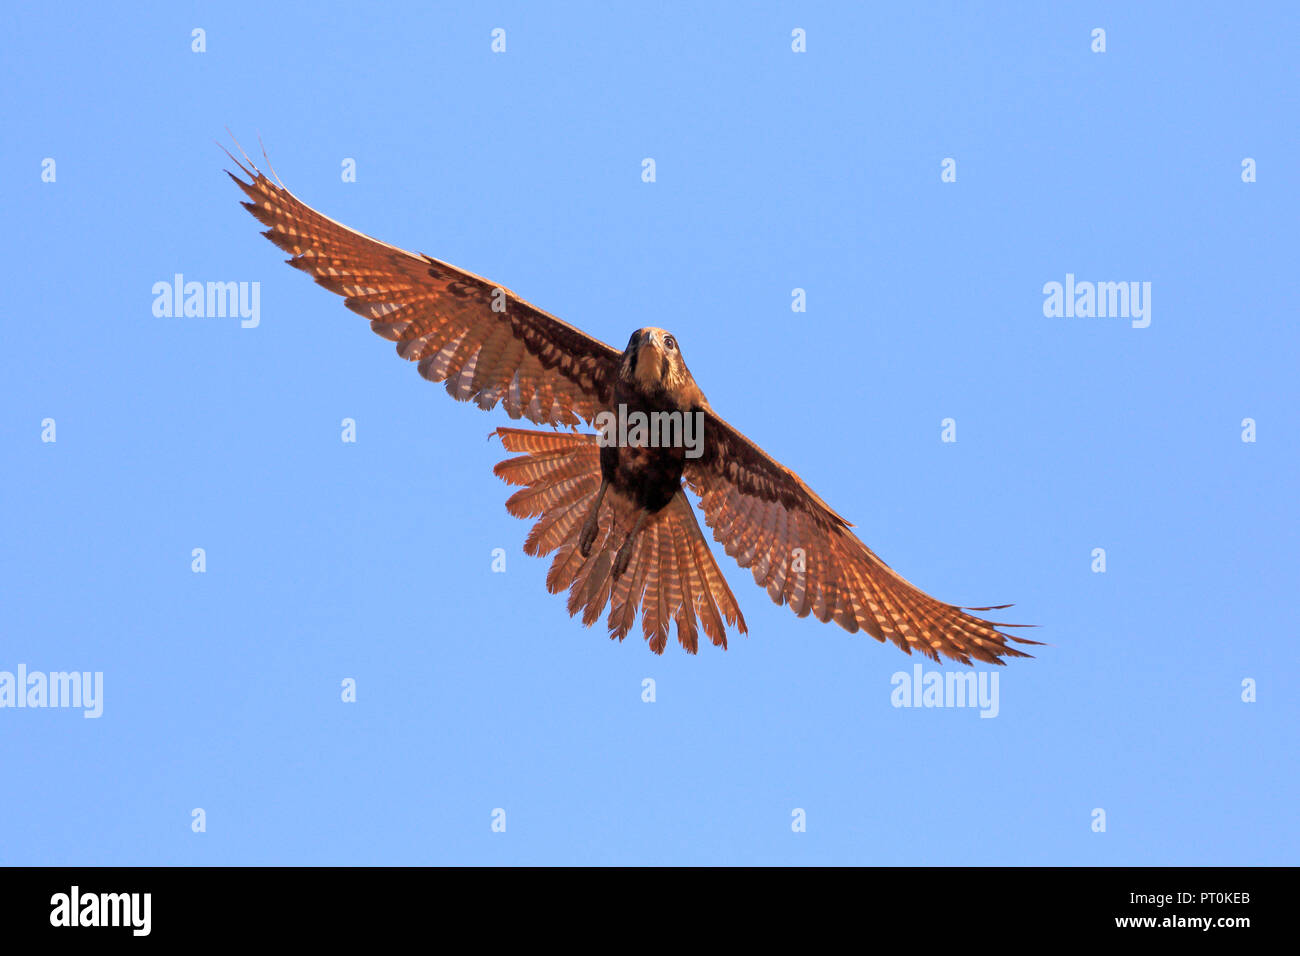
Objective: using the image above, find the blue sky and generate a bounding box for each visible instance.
[2,1,1296,865]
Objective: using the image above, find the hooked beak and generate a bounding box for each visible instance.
[632,332,668,384]
[636,331,664,364]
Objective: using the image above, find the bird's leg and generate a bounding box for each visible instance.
[578,479,608,557]
[612,510,650,579]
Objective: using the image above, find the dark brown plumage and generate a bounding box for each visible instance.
[228,143,1039,664]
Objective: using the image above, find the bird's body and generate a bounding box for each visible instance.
[228,143,1040,664]
[602,332,697,515]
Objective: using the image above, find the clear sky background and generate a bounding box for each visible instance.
[2,2,1296,865]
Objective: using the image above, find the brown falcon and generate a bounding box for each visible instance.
[228,145,1039,664]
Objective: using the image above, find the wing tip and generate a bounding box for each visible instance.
[220,130,261,182]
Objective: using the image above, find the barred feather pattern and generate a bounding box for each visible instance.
[229,144,1036,664]
[493,428,746,654]
[686,412,1041,665]
[228,151,620,427]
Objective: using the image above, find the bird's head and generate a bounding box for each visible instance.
[619,327,700,403]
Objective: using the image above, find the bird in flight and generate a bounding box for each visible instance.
[227,144,1038,664]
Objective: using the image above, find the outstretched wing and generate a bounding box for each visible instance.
[685,411,1040,665]
[227,148,620,427]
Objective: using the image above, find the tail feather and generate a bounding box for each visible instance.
[642,522,668,653]
[607,530,648,641]
[493,427,746,653]
[527,487,597,557]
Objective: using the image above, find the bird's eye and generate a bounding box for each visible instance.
[664,335,676,351]
[627,331,640,350]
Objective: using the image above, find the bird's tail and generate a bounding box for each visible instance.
[492,427,747,653]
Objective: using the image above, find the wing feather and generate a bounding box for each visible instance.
[686,411,1039,665]
[228,150,620,427]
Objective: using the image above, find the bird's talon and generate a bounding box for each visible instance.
[612,539,635,578]
[578,520,598,557]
